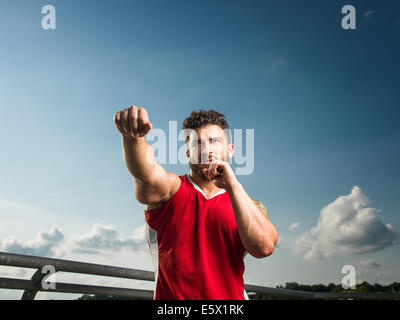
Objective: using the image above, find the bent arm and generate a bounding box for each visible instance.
[227,183,278,258]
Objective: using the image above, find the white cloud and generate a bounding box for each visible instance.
[357,259,383,284]
[0,222,149,257]
[131,224,147,243]
[0,266,30,279]
[360,259,381,269]
[0,226,64,258]
[288,222,301,231]
[71,223,147,254]
[292,186,398,260]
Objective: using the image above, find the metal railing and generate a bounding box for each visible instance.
[1,252,399,300]
[0,252,154,300]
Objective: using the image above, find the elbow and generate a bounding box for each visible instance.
[244,224,279,258]
[250,240,276,259]
[256,228,278,258]
[257,231,278,258]
[259,242,275,258]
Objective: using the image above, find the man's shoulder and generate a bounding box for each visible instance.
[250,197,269,219]
[145,172,185,211]
[167,172,185,194]
[167,171,186,181]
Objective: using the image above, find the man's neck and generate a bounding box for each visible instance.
[189,169,222,198]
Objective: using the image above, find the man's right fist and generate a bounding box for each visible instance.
[114,105,153,139]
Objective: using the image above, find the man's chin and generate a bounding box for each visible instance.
[189,163,209,180]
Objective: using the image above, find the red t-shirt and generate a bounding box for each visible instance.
[144,173,248,300]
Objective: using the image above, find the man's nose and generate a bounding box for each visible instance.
[199,141,214,161]
[200,140,211,153]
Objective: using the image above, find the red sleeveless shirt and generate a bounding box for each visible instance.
[144,174,248,300]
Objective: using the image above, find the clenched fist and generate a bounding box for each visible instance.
[114,105,153,139]
[202,159,239,192]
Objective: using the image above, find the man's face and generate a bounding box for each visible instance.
[186,124,234,180]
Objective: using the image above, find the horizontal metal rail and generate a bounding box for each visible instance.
[0,252,155,281]
[0,277,154,299]
[0,251,155,300]
[244,284,316,299]
[1,252,399,300]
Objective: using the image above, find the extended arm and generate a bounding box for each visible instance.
[114,105,180,205]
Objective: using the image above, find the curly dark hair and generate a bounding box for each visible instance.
[182,109,230,144]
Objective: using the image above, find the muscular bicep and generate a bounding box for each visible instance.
[134,164,181,205]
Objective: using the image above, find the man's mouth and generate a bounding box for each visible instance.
[201,155,218,164]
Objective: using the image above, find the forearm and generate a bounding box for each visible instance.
[122,135,157,182]
[227,182,278,258]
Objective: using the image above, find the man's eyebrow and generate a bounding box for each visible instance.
[197,136,222,141]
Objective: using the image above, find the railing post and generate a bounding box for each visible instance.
[21,267,56,300]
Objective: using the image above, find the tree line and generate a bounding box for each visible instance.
[251,281,400,300]
[76,281,400,300]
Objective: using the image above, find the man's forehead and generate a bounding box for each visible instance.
[194,124,224,136]
[188,131,224,141]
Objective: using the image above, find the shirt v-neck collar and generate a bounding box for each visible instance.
[186,174,226,200]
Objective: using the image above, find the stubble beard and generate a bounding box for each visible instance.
[189,162,209,181]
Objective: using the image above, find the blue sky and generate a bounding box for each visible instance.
[0,0,399,299]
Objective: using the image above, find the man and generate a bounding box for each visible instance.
[114,106,278,300]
